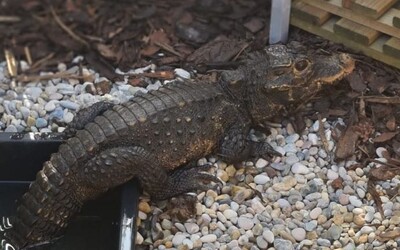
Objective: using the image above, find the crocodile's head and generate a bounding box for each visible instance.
[221,45,355,126]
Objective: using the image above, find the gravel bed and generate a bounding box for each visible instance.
[1,60,400,250]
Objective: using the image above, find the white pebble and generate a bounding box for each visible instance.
[255,158,268,168]
[327,169,339,180]
[291,228,306,241]
[291,162,309,174]
[200,234,217,243]
[237,216,254,230]
[172,234,187,246]
[174,68,191,79]
[254,174,270,185]
[262,230,274,243]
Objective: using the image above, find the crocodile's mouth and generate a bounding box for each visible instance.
[311,53,355,85]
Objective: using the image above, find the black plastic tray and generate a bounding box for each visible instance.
[0,132,138,250]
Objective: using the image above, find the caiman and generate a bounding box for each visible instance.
[1,45,355,249]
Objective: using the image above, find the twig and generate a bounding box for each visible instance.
[49,6,89,48]
[317,114,329,153]
[154,41,183,58]
[232,43,249,62]
[24,46,33,66]
[0,15,21,22]
[360,96,400,104]
[4,49,17,77]
[16,72,84,83]
[30,53,55,70]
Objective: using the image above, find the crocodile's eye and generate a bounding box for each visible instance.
[294,59,309,72]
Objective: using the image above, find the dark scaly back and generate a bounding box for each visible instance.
[1,80,230,249]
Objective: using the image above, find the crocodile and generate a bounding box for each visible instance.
[1,45,355,249]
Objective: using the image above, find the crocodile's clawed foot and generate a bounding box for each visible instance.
[252,141,282,160]
[168,163,223,195]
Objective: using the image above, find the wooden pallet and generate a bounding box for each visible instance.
[291,0,400,69]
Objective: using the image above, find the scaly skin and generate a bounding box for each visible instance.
[1,45,355,249]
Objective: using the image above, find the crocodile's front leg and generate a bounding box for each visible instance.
[79,146,221,201]
[63,101,114,137]
[218,123,281,163]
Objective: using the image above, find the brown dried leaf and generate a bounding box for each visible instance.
[367,180,384,216]
[331,177,344,190]
[376,228,400,242]
[386,116,396,131]
[95,43,117,61]
[187,36,246,65]
[347,72,367,92]
[373,132,398,143]
[335,126,359,159]
[369,166,398,181]
[243,17,264,33]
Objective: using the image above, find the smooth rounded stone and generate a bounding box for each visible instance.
[182,239,194,249]
[44,101,57,112]
[61,111,73,123]
[343,186,355,195]
[254,174,270,185]
[308,133,318,145]
[317,238,331,247]
[360,226,374,234]
[356,188,366,199]
[327,225,342,240]
[305,192,321,201]
[45,85,58,95]
[272,176,297,191]
[285,133,300,144]
[283,143,297,154]
[285,155,299,165]
[146,81,162,91]
[318,149,327,158]
[25,87,43,101]
[49,93,63,100]
[376,147,388,158]
[262,229,274,243]
[349,195,362,207]
[271,162,286,171]
[26,116,36,127]
[310,207,322,220]
[309,147,318,155]
[200,234,217,243]
[59,100,79,110]
[390,215,400,225]
[56,83,75,95]
[49,107,64,122]
[255,158,268,169]
[252,223,263,236]
[20,106,30,119]
[327,169,339,180]
[304,221,317,231]
[291,228,306,241]
[288,194,302,204]
[5,125,17,132]
[184,223,199,234]
[256,236,268,249]
[161,219,172,230]
[277,199,290,208]
[251,198,266,214]
[172,234,187,246]
[286,122,295,135]
[175,223,186,232]
[35,118,48,128]
[237,216,254,230]
[223,209,238,220]
[291,162,309,174]
[0,105,4,114]
[274,239,293,250]
[238,235,249,245]
[175,68,191,79]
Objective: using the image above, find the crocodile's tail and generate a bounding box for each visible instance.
[1,157,82,250]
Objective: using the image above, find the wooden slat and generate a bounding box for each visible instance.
[383,37,400,57]
[292,0,331,25]
[290,15,400,69]
[302,0,400,39]
[349,0,397,19]
[394,14,400,28]
[334,18,380,45]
